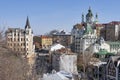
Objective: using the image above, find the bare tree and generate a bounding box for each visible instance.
[0,47,30,80]
[0,28,39,80]
[77,52,93,72]
[0,27,5,45]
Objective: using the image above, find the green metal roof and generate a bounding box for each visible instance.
[96,49,108,55]
[84,24,93,34]
[86,7,93,17]
[106,41,120,45]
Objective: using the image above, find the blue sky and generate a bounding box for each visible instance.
[0,0,120,35]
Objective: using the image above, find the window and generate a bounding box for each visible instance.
[14,38,16,41]
[14,43,16,46]
[18,38,19,41]
[24,43,25,46]
[14,33,16,36]
[8,38,9,41]
[11,38,12,41]
[24,48,25,51]
[21,38,24,41]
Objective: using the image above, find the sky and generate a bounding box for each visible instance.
[0,0,120,35]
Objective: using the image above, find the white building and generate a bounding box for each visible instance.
[52,52,78,74]
[107,41,120,54]
[50,44,78,74]
[6,17,35,55]
[73,23,98,54]
[89,37,110,54]
[71,7,98,54]
[60,54,78,74]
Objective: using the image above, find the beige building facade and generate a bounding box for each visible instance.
[40,35,52,49]
[6,17,34,55]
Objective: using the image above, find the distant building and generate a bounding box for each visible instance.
[71,7,100,53]
[101,21,120,41]
[52,30,72,48]
[33,36,41,50]
[107,41,120,54]
[6,17,34,55]
[40,35,52,49]
[72,23,98,54]
[34,42,41,50]
[96,24,104,37]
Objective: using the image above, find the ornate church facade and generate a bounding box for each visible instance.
[71,7,99,53]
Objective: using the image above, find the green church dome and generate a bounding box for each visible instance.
[86,7,93,17]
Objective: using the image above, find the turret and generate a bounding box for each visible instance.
[25,17,32,35]
[24,17,34,55]
[86,7,93,23]
[95,13,98,23]
[82,13,84,23]
[25,16,31,29]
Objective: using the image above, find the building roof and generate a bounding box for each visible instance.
[40,35,52,39]
[50,44,65,51]
[73,23,83,29]
[52,30,71,36]
[25,17,31,29]
[6,28,25,33]
[90,61,107,67]
[96,49,108,55]
[95,24,103,27]
[109,21,120,25]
